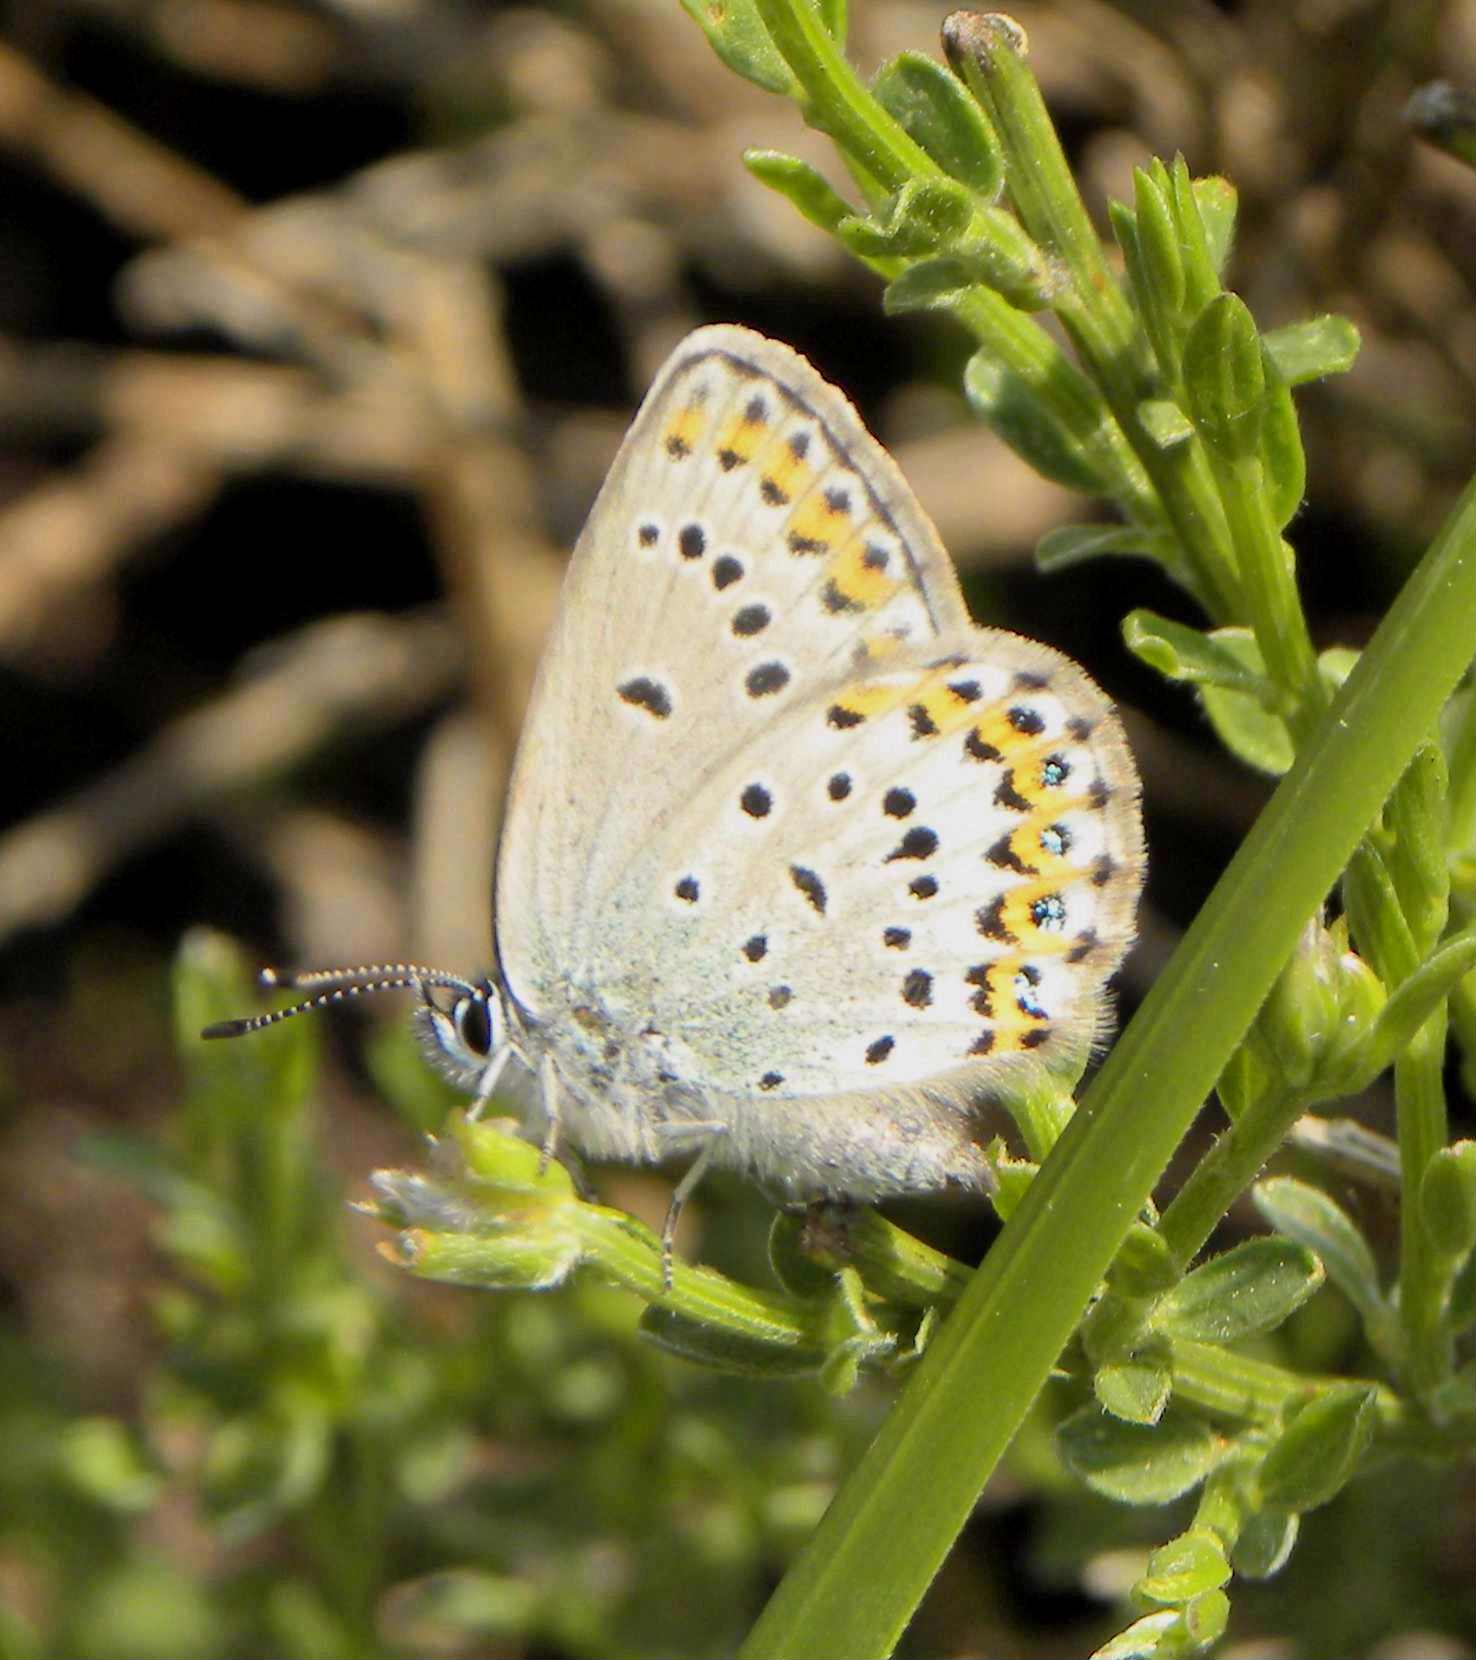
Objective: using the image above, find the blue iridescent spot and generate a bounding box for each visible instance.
[1031,894,1067,931]
[1041,755,1068,788]
[1040,824,1069,857]
[1014,967,1048,1019]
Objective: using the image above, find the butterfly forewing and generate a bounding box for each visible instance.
[496,326,973,1000]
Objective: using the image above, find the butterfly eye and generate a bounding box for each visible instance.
[454,993,493,1058]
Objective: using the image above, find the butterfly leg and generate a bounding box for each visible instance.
[654,1122,728,1290]
[467,1043,514,1122]
[537,1052,563,1173]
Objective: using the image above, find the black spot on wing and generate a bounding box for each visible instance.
[975,896,1014,942]
[865,1035,894,1065]
[712,555,744,590]
[789,865,827,914]
[679,523,706,560]
[618,677,672,718]
[674,876,699,902]
[885,827,939,862]
[901,969,933,1008]
[732,603,770,636]
[746,661,791,698]
[985,833,1032,874]
[995,770,1032,812]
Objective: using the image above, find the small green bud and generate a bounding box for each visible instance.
[1109,1220,1181,1296]
[1420,1141,1476,1260]
[1256,917,1342,1088]
[388,1220,582,1291]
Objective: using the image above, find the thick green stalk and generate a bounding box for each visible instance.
[739,484,1474,1660]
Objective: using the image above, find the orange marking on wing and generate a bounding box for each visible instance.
[760,444,813,505]
[662,406,706,458]
[713,414,761,466]
[823,532,900,612]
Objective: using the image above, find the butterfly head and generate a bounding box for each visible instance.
[413,974,509,1094]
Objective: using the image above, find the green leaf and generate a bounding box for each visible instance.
[1057,1407,1230,1504]
[1153,1238,1324,1343]
[1231,1506,1299,1579]
[1137,1530,1232,1605]
[1090,1610,1184,1660]
[640,1305,829,1378]
[58,1418,164,1513]
[1036,523,1177,574]
[677,0,797,96]
[838,176,976,257]
[743,149,854,235]
[817,0,845,47]
[1251,1177,1386,1336]
[1095,1355,1173,1425]
[883,253,977,310]
[1318,644,1361,694]
[871,50,1002,196]
[1257,359,1306,529]
[1196,629,1296,775]
[1169,154,1223,311]
[1109,1221,1182,1297]
[1123,610,1270,694]
[1215,1041,1269,1123]
[1387,741,1452,954]
[1138,398,1195,449]
[1256,1384,1377,1512]
[1420,1140,1476,1260]
[1182,293,1265,462]
[1132,166,1185,317]
[1324,928,1474,1094]
[1190,175,1238,279]
[1263,315,1360,384]
[964,347,1107,493]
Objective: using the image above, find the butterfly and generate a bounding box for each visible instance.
[207,325,1144,1266]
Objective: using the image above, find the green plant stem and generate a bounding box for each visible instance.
[1157,1082,1308,1273]
[941,14,1137,371]
[752,0,1155,521]
[1207,451,1322,725]
[1396,1013,1454,1393]
[943,12,1244,622]
[950,288,1155,516]
[739,481,1474,1660]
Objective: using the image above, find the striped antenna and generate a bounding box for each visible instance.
[200,963,479,1041]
